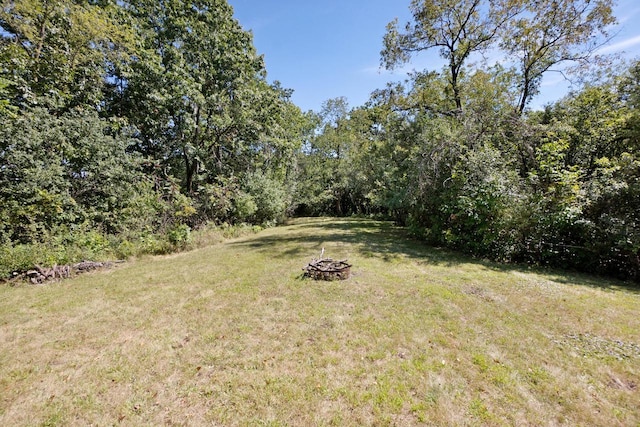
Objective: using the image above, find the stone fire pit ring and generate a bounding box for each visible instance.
[303,258,352,281]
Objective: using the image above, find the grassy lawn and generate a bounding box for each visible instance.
[1,217,638,426]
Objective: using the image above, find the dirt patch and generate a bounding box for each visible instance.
[463,285,495,302]
[555,333,640,361]
[607,377,638,391]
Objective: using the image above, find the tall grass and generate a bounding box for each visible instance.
[0,222,264,279]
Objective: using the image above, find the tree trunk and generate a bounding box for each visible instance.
[450,61,462,113]
[184,152,198,194]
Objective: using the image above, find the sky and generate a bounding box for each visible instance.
[228,0,640,113]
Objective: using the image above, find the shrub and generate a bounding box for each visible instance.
[243,171,289,224]
[167,224,192,249]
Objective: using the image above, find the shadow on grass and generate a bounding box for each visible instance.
[229,217,640,294]
[539,270,640,294]
[230,217,463,267]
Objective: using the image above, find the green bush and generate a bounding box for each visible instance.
[167,224,192,249]
[233,192,258,222]
[243,171,289,224]
[0,243,68,279]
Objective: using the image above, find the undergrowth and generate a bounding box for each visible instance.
[0,222,265,279]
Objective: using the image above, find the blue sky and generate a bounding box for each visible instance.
[228,0,640,113]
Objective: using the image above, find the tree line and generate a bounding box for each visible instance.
[1,0,638,281]
[295,0,639,281]
[0,0,313,273]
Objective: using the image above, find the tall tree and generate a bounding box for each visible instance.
[0,0,134,109]
[294,98,350,215]
[381,0,517,114]
[120,0,294,196]
[501,0,616,114]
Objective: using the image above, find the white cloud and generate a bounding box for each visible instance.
[540,73,568,88]
[618,10,640,25]
[597,34,640,54]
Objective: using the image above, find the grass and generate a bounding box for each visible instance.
[1,217,639,426]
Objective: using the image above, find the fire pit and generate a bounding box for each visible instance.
[303,258,352,281]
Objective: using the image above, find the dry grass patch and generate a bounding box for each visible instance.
[1,217,639,425]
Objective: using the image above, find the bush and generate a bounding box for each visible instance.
[233,192,258,222]
[167,224,192,249]
[243,171,289,224]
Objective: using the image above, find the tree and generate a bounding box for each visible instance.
[119,0,303,207]
[501,0,616,114]
[119,0,262,193]
[0,108,153,243]
[294,99,349,215]
[381,0,517,114]
[0,0,134,109]
[0,77,16,117]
